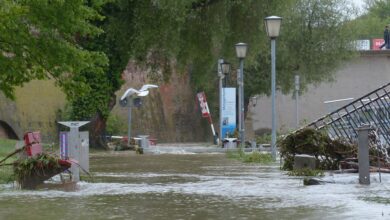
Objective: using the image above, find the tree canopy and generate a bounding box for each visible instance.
[0,0,364,146]
[0,0,107,99]
[96,0,358,107]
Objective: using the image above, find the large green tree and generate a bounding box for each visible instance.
[1,0,361,147]
[0,0,108,99]
[67,0,360,147]
[94,0,357,110]
[352,0,390,39]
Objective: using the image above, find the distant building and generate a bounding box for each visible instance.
[250,50,390,134]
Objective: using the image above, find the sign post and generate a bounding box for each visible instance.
[197,92,217,144]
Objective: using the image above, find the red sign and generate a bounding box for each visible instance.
[372,38,385,50]
[197,92,210,118]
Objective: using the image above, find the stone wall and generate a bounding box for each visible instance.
[112,61,211,143]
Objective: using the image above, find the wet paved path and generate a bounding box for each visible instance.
[0,149,389,219]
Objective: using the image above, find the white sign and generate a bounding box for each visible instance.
[355,40,370,51]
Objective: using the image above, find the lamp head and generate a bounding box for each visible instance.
[221,62,231,75]
[235,43,248,58]
[119,98,128,107]
[264,16,282,39]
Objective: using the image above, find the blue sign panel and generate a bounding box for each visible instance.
[221,88,236,139]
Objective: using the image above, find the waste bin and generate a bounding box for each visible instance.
[223,138,237,148]
[138,135,150,148]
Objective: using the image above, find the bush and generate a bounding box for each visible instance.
[278,128,356,171]
[243,151,273,163]
[106,114,127,135]
[287,168,324,177]
[227,149,273,164]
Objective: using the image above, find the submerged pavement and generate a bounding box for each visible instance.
[0,144,389,219]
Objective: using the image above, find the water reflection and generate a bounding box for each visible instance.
[0,151,389,219]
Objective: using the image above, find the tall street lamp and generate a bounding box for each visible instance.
[264,15,282,159]
[218,59,224,145]
[235,42,248,148]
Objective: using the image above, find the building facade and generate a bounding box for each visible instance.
[250,51,390,134]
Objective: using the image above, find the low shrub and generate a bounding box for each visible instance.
[227,149,273,164]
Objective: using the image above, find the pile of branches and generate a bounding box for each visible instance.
[13,153,65,189]
[279,128,357,170]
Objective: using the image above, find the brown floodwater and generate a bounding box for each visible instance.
[0,149,389,220]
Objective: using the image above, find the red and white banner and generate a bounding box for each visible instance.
[372,38,384,50]
[196,92,217,142]
[197,92,210,118]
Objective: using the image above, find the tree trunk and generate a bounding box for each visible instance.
[89,94,117,149]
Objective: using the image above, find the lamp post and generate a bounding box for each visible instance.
[265,15,282,160]
[235,42,248,147]
[219,61,231,143]
[218,59,224,145]
[295,75,300,128]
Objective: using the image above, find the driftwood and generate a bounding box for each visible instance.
[0,147,24,165]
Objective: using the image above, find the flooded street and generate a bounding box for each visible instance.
[0,148,389,220]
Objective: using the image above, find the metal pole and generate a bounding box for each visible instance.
[239,58,245,147]
[357,125,371,185]
[218,59,224,146]
[237,68,241,146]
[271,38,277,160]
[127,100,132,146]
[295,75,300,128]
[69,127,80,182]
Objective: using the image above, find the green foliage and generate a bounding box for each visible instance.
[0,138,16,183]
[242,151,273,163]
[351,0,390,39]
[0,138,17,158]
[0,165,13,184]
[106,114,126,135]
[226,149,273,164]
[278,128,357,170]
[0,0,108,99]
[360,196,390,204]
[98,0,359,116]
[288,168,324,177]
[256,134,272,145]
[13,153,61,184]
[1,0,366,144]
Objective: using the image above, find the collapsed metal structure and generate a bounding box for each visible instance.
[306,82,390,162]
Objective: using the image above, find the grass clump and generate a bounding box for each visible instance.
[0,138,17,158]
[0,166,14,183]
[360,196,390,204]
[287,168,324,177]
[0,138,18,183]
[227,149,273,164]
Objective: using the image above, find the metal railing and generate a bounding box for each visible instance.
[307,82,390,152]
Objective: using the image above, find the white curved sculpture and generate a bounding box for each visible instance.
[120,84,158,101]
